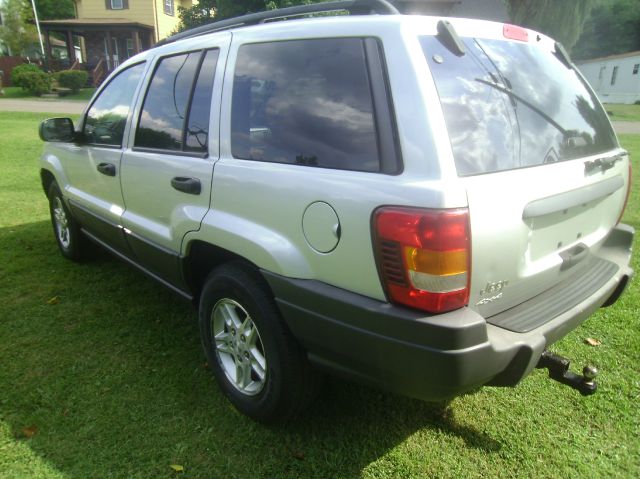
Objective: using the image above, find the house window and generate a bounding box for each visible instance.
[107,0,127,10]
[126,38,134,58]
[633,64,639,75]
[164,0,174,16]
[611,66,618,85]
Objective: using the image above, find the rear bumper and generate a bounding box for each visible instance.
[263,224,634,401]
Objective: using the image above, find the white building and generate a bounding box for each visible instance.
[577,51,640,105]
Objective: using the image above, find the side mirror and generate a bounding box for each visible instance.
[39,117,76,142]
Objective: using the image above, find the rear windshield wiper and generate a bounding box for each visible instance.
[475,77,569,136]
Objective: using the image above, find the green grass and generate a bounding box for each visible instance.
[605,103,640,122]
[0,87,96,101]
[0,111,639,478]
[0,87,31,99]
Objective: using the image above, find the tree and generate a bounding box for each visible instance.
[506,0,596,53]
[0,0,39,56]
[175,0,321,32]
[21,0,76,22]
[217,0,269,20]
[176,0,217,31]
[572,0,640,60]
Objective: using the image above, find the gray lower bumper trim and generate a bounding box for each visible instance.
[486,257,619,333]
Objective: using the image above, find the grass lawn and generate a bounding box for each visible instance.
[0,87,96,102]
[0,111,638,478]
[605,103,640,122]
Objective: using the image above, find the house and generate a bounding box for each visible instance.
[38,0,192,84]
[577,51,640,105]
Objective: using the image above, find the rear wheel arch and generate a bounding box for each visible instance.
[182,240,274,303]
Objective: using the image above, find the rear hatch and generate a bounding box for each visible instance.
[421,26,630,324]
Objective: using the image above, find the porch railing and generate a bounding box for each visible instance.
[92,58,106,87]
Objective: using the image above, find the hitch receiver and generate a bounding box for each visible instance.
[536,350,598,396]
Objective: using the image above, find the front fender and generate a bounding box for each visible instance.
[40,150,69,194]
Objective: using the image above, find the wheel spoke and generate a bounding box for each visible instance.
[222,302,243,328]
[244,321,256,345]
[236,360,252,390]
[250,348,266,381]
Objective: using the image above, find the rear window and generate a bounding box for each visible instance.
[422,36,617,176]
[231,38,381,172]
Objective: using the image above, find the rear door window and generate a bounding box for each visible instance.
[422,36,617,176]
[231,38,381,173]
[135,49,219,154]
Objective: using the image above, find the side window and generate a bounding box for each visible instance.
[231,38,381,173]
[135,49,218,154]
[84,62,145,147]
[186,50,219,152]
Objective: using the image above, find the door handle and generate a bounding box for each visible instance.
[97,162,116,176]
[171,177,201,195]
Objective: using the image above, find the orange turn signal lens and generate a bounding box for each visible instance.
[404,247,467,276]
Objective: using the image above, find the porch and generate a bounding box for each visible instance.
[39,18,155,86]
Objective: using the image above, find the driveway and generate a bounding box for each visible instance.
[612,121,640,135]
[0,98,87,115]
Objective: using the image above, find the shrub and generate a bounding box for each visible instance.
[56,70,88,93]
[11,63,42,87]
[16,71,52,96]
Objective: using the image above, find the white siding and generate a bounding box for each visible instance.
[578,53,640,104]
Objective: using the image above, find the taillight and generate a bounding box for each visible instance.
[617,161,632,224]
[373,207,471,314]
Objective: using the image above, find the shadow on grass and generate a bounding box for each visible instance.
[0,220,501,479]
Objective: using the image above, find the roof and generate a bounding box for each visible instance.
[576,50,640,65]
[39,18,154,30]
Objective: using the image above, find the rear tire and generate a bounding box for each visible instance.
[199,262,320,423]
[47,182,88,261]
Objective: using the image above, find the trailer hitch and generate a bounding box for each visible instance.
[536,350,598,395]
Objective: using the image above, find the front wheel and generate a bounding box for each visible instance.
[47,182,88,261]
[199,263,320,423]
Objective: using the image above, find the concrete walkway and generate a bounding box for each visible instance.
[2,97,640,134]
[612,121,640,135]
[0,98,87,114]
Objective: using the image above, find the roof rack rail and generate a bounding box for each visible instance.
[156,0,400,47]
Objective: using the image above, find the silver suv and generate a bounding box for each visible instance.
[39,0,634,423]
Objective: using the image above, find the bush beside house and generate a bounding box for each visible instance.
[55,70,88,93]
[11,63,52,96]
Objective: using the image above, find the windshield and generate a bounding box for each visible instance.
[421,36,618,176]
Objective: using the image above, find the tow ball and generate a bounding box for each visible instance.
[536,350,598,395]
